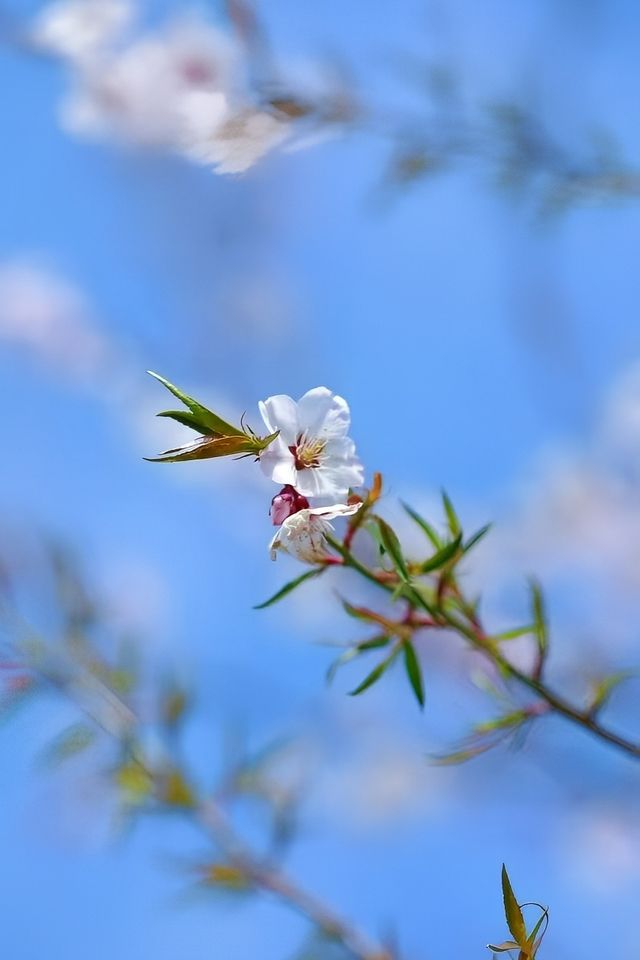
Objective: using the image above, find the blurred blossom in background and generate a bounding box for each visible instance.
[1,0,640,958]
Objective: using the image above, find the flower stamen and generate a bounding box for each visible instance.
[289,433,326,471]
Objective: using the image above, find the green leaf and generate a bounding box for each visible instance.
[41,723,96,766]
[204,863,251,891]
[530,580,548,677]
[501,865,527,947]
[254,568,326,609]
[349,648,399,696]
[441,489,462,537]
[463,523,492,554]
[403,641,425,708]
[420,533,463,573]
[525,906,549,955]
[492,625,536,642]
[474,710,527,734]
[162,769,195,807]
[145,435,260,463]
[432,742,497,765]
[376,518,410,581]
[326,636,390,684]
[588,670,637,716]
[341,601,390,627]
[148,371,245,437]
[157,409,219,436]
[357,635,392,652]
[401,502,442,549]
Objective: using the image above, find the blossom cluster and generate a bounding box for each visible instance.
[31,0,342,174]
[148,374,364,562]
[259,387,363,562]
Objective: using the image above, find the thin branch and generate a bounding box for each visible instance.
[7,624,393,960]
[334,538,640,762]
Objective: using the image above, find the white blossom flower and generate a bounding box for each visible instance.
[34,4,334,174]
[181,101,290,174]
[258,387,364,500]
[32,0,134,63]
[269,503,360,563]
[59,19,238,148]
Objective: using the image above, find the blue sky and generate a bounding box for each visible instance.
[1,1,640,957]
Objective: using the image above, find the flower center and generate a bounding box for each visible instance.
[289,433,326,471]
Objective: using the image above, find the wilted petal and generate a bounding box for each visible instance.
[269,510,333,563]
[269,502,360,563]
[308,502,361,520]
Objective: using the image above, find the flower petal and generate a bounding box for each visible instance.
[294,452,363,500]
[259,440,297,486]
[296,387,350,439]
[272,510,333,563]
[258,394,298,444]
[308,502,361,520]
[269,528,282,560]
[293,464,338,499]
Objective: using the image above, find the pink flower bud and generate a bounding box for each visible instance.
[270,485,309,526]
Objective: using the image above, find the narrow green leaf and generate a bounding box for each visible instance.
[148,371,244,437]
[341,601,388,627]
[530,580,548,678]
[441,489,462,537]
[501,865,527,947]
[431,740,496,765]
[403,641,425,708]
[588,670,637,716]
[254,568,325,609]
[420,533,463,573]
[253,430,281,453]
[525,907,549,954]
[364,519,387,556]
[493,625,535,642]
[376,518,410,581]
[157,409,219,436]
[357,635,391,652]
[401,501,442,549]
[349,648,398,696]
[41,723,96,767]
[487,941,520,953]
[204,863,251,891]
[326,636,390,684]
[474,710,527,735]
[463,523,492,554]
[145,435,260,463]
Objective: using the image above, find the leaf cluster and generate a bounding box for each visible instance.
[146,372,279,463]
[488,866,549,959]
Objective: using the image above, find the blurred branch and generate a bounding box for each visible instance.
[0,555,393,960]
[3,0,639,210]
